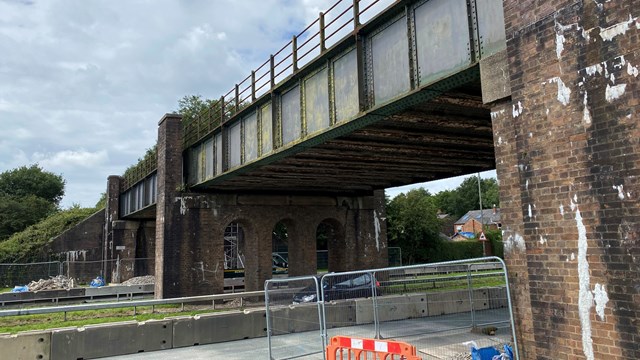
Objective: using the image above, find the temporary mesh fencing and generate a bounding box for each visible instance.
[0,261,62,287]
[265,256,519,360]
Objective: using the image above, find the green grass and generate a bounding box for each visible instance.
[383,273,506,294]
[0,305,224,334]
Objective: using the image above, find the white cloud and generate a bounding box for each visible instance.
[32,149,108,169]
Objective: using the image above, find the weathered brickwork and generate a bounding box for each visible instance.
[500,0,640,358]
[153,114,389,298]
[158,192,388,295]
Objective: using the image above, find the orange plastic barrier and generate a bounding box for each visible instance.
[326,336,423,360]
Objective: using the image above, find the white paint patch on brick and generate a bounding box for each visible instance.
[525,179,529,190]
[491,109,505,119]
[178,197,187,215]
[584,63,603,76]
[571,252,576,261]
[576,206,595,360]
[539,235,547,245]
[560,204,565,216]
[599,14,637,42]
[613,185,625,200]
[373,210,381,252]
[605,83,627,102]
[593,284,609,321]
[583,92,592,126]
[548,77,572,105]
[627,62,639,77]
[498,136,503,145]
[512,101,523,117]
[556,33,565,59]
[528,204,533,219]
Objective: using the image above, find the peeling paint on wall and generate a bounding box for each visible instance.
[539,235,547,245]
[560,204,565,216]
[67,250,88,262]
[575,205,595,360]
[582,92,592,126]
[504,231,526,254]
[547,77,572,105]
[512,101,523,117]
[373,210,381,252]
[490,109,505,119]
[597,14,638,42]
[627,62,639,77]
[593,283,609,321]
[605,83,627,102]
[613,185,625,200]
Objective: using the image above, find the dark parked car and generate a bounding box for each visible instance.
[292,273,380,303]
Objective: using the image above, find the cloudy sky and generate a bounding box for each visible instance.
[0,0,495,208]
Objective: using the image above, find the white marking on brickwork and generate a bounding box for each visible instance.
[613,185,625,200]
[539,235,547,245]
[584,63,603,76]
[560,204,565,216]
[548,77,572,105]
[503,231,525,254]
[528,204,533,219]
[490,109,505,119]
[528,132,532,138]
[598,14,637,41]
[593,283,609,321]
[67,250,88,262]
[525,179,529,190]
[556,32,565,59]
[582,92,592,126]
[373,210,381,252]
[571,252,576,261]
[610,73,616,82]
[605,83,627,102]
[179,197,187,215]
[627,62,639,77]
[546,108,549,116]
[576,206,595,360]
[498,136,503,145]
[512,101,523,117]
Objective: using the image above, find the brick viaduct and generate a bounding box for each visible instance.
[52,0,638,358]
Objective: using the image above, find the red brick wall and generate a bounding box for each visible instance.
[500,0,640,358]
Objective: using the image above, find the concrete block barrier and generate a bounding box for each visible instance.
[192,310,266,345]
[488,287,508,309]
[355,294,428,324]
[0,330,50,360]
[169,316,196,348]
[425,289,490,316]
[324,300,357,329]
[271,304,321,333]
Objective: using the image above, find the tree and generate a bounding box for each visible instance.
[0,165,65,205]
[433,176,500,219]
[177,95,222,123]
[386,188,440,264]
[0,165,65,241]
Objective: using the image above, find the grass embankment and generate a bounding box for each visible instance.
[0,305,224,334]
[383,271,506,293]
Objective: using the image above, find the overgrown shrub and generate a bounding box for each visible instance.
[485,229,504,259]
[428,239,483,263]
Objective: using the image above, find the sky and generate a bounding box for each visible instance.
[0,0,496,208]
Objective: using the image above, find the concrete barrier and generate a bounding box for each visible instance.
[488,287,508,309]
[173,310,267,348]
[0,330,50,360]
[355,294,428,324]
[425,289,490,316]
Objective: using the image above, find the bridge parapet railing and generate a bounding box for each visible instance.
[181,0,396,148]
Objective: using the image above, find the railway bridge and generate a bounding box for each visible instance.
[59,0,639,358]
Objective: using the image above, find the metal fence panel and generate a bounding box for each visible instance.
[0,261,62,287]
[265,276,325,360]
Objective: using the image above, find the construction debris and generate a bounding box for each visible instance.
[27,275,75,292]
[121,275,155,286]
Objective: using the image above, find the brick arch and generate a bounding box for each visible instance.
[316,217,346,273]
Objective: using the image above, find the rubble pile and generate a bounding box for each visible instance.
[121,275,155,286]
[27,275,75,291]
